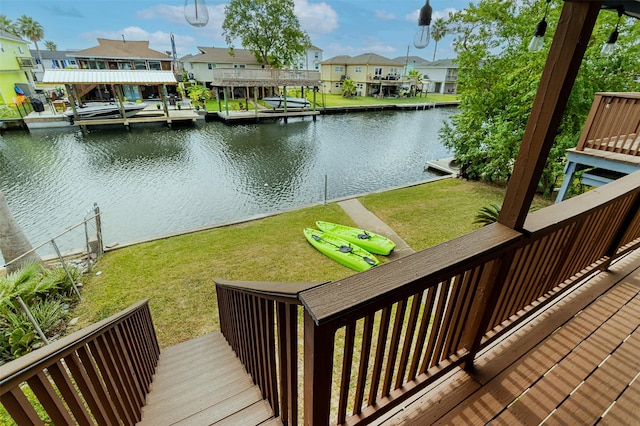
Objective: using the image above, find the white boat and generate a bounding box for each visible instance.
[263,96,310,109]
[64,102,147,120]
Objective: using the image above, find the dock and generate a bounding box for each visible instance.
[425,157,461,176]
[22,102,202,131]
[212,109,320,124]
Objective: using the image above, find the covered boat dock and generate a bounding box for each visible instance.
[40,69,199,129]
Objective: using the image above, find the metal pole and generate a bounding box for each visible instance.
[94,203,103,257]
[51,240,82,300]
[16,296,49,345]
[324,175,328,205]
[84,220,92,271]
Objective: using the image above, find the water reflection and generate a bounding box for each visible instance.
[0,108,454,261]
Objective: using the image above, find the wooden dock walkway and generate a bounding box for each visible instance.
[138,332,281,426]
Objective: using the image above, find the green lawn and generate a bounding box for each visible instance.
[205,92,458,111]
[69,178,551,349]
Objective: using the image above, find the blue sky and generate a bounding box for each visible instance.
[2,0,469,61]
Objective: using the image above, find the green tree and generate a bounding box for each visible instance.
[16,15,44,67]
[408,69,422,96]
[0,189,41,273]
[440,0,640,195]
[222,0,311,67]
[431,17,447,62]
[0,15,17,35]
[341,79,357,97]
[44,40,57,51]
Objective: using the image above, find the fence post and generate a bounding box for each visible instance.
[16,296,49,345]
[304,311,334,425]
[51,240,82,300]
[94,203,104,257]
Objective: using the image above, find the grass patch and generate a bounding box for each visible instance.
[70,179,552,349]
[360,179,551,250]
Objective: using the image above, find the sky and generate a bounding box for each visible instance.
[1,0,470,62]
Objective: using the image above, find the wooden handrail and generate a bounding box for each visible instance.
[575,92,640,155]
[298,171,640,425]
[215,279,324,426]
[0,300,159,425]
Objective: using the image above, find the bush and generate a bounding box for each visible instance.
[0,262,81,364]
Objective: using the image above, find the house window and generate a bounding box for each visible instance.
[314,63,319,70]
[335,66,344,72]
[334,82,341,88]
[374,67,383,76]
[356,83,363,89]
[208,63,214,69]
[134,61,147,70]
[17,46,24,54]
[148,61,162,70]
[0,44,4,53]
[118,61,133,70]
[35,58,42,65]
[314,52,319,59]
[233,64,246,68]
[355,66,362,73]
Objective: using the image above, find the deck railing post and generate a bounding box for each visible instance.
[602,191,640,268]
[303,311,334,425]
[462,251,516,370]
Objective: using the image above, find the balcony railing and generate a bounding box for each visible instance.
[215,169,640,425]
[576,92,640,155]
[16,57,34,68]
[209,68,321,87]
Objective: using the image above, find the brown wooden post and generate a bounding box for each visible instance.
[304,311,334,425]
[498,1,602,230]
[602,192,640,269]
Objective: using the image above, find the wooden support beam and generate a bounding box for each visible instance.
[498,1,602,230]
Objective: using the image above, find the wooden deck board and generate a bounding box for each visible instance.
[376,250,640,425]
[137,331,278,426]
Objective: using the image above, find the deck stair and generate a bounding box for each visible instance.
[138,331,281,426]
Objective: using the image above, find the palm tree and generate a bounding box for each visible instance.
[16,15,44,68]
[0,189,41,273]
[44,40,57,51]
[431,18,447,62]
[0,15,18,35]
[341,79,357,97]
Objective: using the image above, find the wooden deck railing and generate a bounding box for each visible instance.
[215,279,324,426]
[0,300,159,425]
[297,171,640,425]
[576,92,640,155]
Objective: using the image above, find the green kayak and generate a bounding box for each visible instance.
[316,221,396,255]
[304,228,379,272]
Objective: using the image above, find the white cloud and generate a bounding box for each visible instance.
[135,4,227,30]
[295,0,339,35]
[78,27,196,57]
[375,10,396,21]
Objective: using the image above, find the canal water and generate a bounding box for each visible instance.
[0,108,455,262]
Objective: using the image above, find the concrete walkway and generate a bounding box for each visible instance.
[338,198,415,260]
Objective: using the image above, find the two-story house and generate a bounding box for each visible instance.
[295,45,323,71]
[424,58,458,94]
[320,53,406,97]
[71,38,173,101]
[179,46,263,85]
[394,56,458,94]
[31,49,78,82]
[0,30,35,104]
